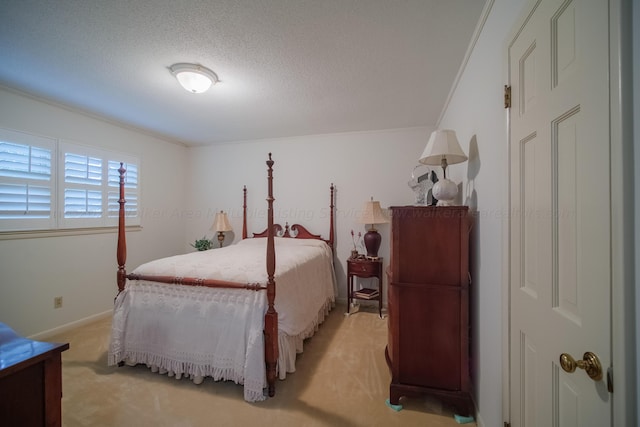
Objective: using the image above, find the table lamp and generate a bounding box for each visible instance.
[418,129,468,206]
[211,211,233,247]
[358,197,389,259]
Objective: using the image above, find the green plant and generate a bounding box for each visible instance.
[191,236,212,251]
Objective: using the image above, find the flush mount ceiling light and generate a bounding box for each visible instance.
[169,63,218,94]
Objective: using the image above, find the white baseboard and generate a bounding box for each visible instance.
[28,309,113,341]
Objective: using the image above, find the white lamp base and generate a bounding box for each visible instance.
[432,179,458,206]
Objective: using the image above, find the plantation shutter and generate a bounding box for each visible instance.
[0,129,55,231]
[0,129,140,233]
[63,152,103,219]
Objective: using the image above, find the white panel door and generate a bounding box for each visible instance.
[508,0,611,426]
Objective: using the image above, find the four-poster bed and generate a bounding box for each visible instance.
[108,154,336,401]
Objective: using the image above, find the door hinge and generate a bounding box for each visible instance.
[504,85,511,109]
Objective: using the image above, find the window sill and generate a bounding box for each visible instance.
[0,225,142,240]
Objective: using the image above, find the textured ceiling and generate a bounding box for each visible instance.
[0,0,485,146]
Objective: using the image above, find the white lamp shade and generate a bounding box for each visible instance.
[358,199,389,225]
[170,63,218,94]
[211,211,232,232]
[419,129,468,166]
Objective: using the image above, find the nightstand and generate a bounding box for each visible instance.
[347,257,383,317]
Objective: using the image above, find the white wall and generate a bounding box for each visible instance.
[437,1,526,426]
[0,88,188,337]
[441,0,639,425]
[185,127,433,302]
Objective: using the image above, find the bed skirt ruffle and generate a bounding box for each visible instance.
[108,282,334,402]
[277,297,334,379]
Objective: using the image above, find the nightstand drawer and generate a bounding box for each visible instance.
[348,260,380,276]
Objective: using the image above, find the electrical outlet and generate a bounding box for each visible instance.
[54,296,63,309]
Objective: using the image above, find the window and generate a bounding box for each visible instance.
[0,128,140,233]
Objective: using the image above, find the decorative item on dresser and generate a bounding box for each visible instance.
[0,323,69,426]
[346,256,383,318]
[386,205,472,415]
[407,164,433,206]
[418,129,468,206]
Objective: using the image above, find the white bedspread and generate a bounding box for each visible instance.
[108,238,336,402]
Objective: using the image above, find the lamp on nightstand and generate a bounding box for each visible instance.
[419,129,468,206]
[358,197,389,259]
[211,211,232,247]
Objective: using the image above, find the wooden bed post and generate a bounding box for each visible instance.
[242,185,247,239]
[116,163,127,293]
[264,153,278,397]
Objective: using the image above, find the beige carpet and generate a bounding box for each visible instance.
[51,303,476,427]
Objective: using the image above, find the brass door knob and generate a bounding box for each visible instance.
[559,351,603,381]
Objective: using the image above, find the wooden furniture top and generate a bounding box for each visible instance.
[389,205,469,216]
[0,323,69,377]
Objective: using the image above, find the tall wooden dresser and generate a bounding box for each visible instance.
[386,206,472,415]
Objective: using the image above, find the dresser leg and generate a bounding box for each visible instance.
[389,386,402,405]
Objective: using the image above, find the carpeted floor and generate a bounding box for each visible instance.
[50,303,476,427]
